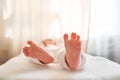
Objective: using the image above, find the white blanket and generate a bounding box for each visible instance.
[0,54,120,80]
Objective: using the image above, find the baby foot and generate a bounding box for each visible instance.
[64,32,81,70]
[23,41,54,64]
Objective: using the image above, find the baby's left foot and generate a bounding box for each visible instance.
[23,41,54,64]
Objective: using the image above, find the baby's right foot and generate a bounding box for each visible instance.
[64,32,81,70]
[23,41,54,64]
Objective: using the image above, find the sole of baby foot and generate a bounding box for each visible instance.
[64,33,81,70]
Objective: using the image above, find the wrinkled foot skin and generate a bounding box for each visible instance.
[23,41,54,64]
[64,32,81,70]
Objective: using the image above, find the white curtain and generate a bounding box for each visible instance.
[0,0,90,63]
[88,0,120,64]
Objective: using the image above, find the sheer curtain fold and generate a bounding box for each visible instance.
[0,0,10,63]
[0,0,4,38]
[0,0,90,62]
[88,0,120,64]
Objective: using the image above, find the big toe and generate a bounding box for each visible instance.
[63,33,68,42]
[27,41,36,46]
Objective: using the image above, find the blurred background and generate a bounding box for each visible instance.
[0,0,120,65]
[88,0,120,64]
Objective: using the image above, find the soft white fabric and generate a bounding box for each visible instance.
[25,44,86,70]
[0,54,120,80]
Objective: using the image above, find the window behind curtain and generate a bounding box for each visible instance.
[88,0,120,64]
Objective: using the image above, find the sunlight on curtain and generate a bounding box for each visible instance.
[0,0,90,63]
[88,0,120,64]
[0,0,9,64]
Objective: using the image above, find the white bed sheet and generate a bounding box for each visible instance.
[0,53,120,80]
